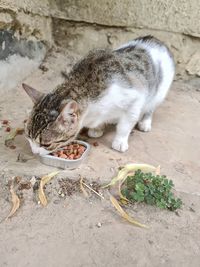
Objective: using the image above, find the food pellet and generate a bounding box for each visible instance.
[2,120,9,125]
[9,145,16,149]
[93,142,99,147]
[50,143,86,160]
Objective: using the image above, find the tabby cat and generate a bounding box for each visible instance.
[22,35,175,155]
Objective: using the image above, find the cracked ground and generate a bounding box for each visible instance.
[0,49,200,267]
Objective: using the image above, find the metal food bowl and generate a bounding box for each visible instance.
[39,140,90,170]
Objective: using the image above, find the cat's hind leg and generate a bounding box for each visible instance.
[88,125,104,138]
[137,111,153,132]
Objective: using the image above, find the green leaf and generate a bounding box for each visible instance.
[135,182,145,192]
[145,195,155,205]
[132,192,144,202]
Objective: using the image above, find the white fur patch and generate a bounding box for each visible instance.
[82,83,144,129]
[138,117,152,132]
[28,139,49,155]
[117,38,175,112]
[145,46,174,109]
[112,138,129,152]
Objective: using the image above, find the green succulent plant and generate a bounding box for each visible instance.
[121,170,182,211]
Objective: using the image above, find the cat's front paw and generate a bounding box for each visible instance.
[88,128,104,138]
[137,120,152,132]
[112,139,129,152]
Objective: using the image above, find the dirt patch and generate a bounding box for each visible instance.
[3,174,103,218]
[58,177,101,197]
[0,50,200,267]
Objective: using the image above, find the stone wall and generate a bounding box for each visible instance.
[0,0,52,44]
[1,0,200,78]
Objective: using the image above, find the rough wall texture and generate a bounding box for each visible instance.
[53,20,200,79]
[0,0,200,78]
[3,0,200,37]
[50,0,200,38]
[0,0,52,44]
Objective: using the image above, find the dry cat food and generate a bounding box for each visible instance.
[93,141,99,147]
[51,143,86,160]
[2,120,9,125]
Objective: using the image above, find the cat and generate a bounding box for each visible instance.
[22,35,175,155]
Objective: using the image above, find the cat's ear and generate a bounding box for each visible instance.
[57,100,79,126]
[22,83,44,104]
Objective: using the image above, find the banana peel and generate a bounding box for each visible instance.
[6,177,20,220]
[103,164,160,188]
[110,195,148,228]
[38,171,59,206]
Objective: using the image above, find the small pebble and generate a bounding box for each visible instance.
[175,211,180,217]
[53,199,60,204]
[189,207,195,212]
[61,193,65,198]
[96,222,102,228]
[33,181,39,191]
[30,176,36,186]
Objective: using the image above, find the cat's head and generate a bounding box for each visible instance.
[22,83,79,155]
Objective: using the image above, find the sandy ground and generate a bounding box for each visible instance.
[0,50,200,267]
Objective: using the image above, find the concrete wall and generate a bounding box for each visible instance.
[1,0,200,78]
[2,0,200,37]
[50,0,200,38]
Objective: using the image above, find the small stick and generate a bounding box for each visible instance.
[82,182,104,200]
[80,177,89,198]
